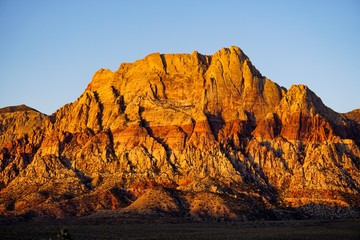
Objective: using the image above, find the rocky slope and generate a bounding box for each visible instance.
[1,46,359,220]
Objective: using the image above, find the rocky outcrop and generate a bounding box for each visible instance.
[0,47,359,220]
[0,105,46,189]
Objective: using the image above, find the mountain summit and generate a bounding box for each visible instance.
[1,46,359,220]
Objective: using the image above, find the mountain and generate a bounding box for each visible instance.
[1,46,359,220]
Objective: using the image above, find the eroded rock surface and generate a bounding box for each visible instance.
[1,47,359,219]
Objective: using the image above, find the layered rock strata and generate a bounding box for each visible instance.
[0,46,359,219]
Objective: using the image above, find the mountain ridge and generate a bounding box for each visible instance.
[0,46,359,220]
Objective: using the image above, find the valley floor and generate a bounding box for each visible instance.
[0,218,359,240]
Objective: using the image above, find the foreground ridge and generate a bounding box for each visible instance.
[0,46,359,220]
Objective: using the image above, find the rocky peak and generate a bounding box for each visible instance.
[273,84,345,141]
[0,105,46,189]
[0,46,359,220]
[49,46,285,135]
[0,104,40,114]
[345,109,360,124]
[278,84,340,121]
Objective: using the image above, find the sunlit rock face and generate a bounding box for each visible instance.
[1,46,359,219]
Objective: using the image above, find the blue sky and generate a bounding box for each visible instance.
[0,0,359,114]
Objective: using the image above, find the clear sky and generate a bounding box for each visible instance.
[0,0,359,114]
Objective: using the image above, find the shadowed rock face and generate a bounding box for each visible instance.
[0,46,359,219]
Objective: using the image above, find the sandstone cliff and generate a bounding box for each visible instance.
[1,46,359,220]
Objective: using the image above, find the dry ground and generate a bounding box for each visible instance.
[0,217,359,240]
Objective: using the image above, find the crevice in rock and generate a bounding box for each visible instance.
[138,106,177,173]
[59,156,93,190]
[160,54,167,74]
[105,129,117,162]
[205,112,224,141]
[93,91,104,131]
[159,76,168,99]
[220,145,279,205]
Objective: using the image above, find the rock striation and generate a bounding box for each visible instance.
[0,46,359,220]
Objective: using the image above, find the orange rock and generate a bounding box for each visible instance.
[0,47,359,219]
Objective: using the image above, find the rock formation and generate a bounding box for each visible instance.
[0,46,359,220]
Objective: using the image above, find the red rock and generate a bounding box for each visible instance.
[0,47,359,219]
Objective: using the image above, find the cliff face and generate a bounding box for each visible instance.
[1,46,359,219]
